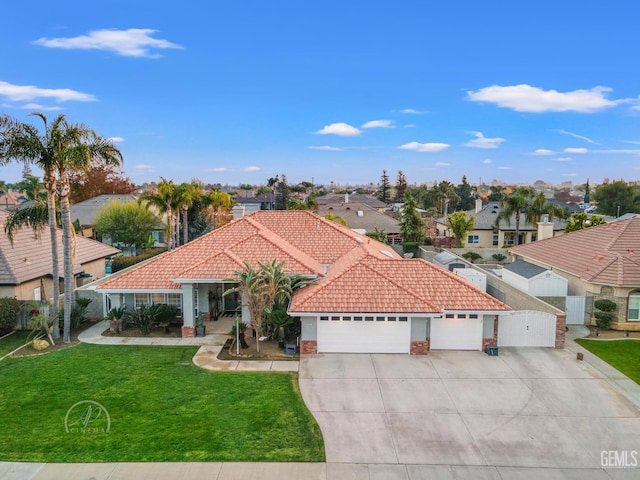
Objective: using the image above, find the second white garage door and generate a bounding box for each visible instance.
[317,316,411,353]
[430,316,483,350]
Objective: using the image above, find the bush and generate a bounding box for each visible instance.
[594,299,617,313]
[402,242,421,257]
[462,251,482,263]
[131,304,160,335]
[111,247,167,273]
[58,297,93,330]
[594,311,613,329]
[492,253,507,262]
[0,297,20,334]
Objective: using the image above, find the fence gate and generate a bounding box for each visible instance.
[498,310,556,347]
[565,296,586,325]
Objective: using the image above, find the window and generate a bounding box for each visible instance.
[388,316,396,322]
[343,316,351,321]
[467,235,479,245]
[469,314,478,319]
[399,316,408,322]
[354,316,363,321]
[376,316,385,321]
[320,316,329,321]
[492,233,499,247]
[629,292,640,321]
[134,293,149,308]
[458,314,467,319]
[331,316,340,321]
[445,313,455,319]
[151,231,164,244]
[365,316,374,321]
[151,293,165,305]
[167,293,182,313]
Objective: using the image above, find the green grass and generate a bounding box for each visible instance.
[0,344,325,463]
[575,339,640,385]
[0,330,31,357]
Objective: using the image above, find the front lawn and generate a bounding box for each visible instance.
[0,344,324,462]
[0,330,31,357]
[575,339,640,385]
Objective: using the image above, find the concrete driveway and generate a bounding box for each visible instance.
[299,348,640,476]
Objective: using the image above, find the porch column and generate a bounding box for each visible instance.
[181,284,195,337]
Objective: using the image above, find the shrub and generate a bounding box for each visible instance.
[492,253,507,262]
[462,251,482,263]
[594,311,613,329]
[0,297,21,334]
[131,304,160,335]
[402,242,421,257]
[58,298,93,330]
[594,299,617,313]
[111,247,167,273]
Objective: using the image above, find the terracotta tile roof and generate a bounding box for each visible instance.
[289,255,510,314]
[0,210,120,285]
[98,210,389,291]
[510,218,640,286]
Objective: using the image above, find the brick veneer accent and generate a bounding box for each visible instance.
[301,340,317,354]
[555,313,566,348]
[182,326,196,338]
[410,339,430,355]
[482,338,496,349]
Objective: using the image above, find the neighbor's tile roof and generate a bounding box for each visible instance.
[289,255,510,314]
[510,218,640,286]
[318,202,400,233]
[0,210,120,285]
[98,210,396,291]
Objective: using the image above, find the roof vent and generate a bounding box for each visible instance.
[357,210,364,217]
[380,250,393,258]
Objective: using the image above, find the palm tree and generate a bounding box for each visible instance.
[139,178,177,250]
[55,122,123,343]
[433,180,459,215]
[0,113,67,338]
[494,187,535,246]
[525,192,569,225]
[17,174,46,201]
[203,188,233,229]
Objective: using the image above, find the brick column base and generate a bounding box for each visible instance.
[182,326,196,338]
[482,338,496,349]
[555,313,566,348]
[300,340,317,354]
[410,339,430,355]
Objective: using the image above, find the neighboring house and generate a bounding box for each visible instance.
[0,191,29,210]
[234,193,276,213]
[70,194,166,250]
[318,201,400,242]
[96,210,512,354]
[509,218,640,330]
[437,200,567,248]
[0,209,120,302]
[317,193,389,210]
[502,259,568,297]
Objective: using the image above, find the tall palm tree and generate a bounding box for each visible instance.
[494,187,535,246]
[203,188,233,229]
[0,113,67,338]
[55,122,123,342]
[139,178,177,250]
[525,192,569,225]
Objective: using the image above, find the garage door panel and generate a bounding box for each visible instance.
[430,317,483,350]
[317,319,410,354]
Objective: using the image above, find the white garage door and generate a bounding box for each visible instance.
[430,316,483,350]
[317,316,410,353]
[498,311,556,347]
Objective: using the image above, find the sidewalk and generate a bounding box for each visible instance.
[79,319,298,372]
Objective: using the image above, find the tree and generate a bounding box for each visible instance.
[583,179,591,205]
[139,178,178,250]
[201,188,233,231]
[445,211,476,247]
[592,180,640,216]
[93,200,161,254]
[376,170,391,204]
[68,161,136,204]
[365,228,388,244]
[275,174,290,210]
[395,171,408,202]
[494,187,535,246]
[399,190,425,242]
[16,174,46,201]
[431,180,459,215]
[454,175,475,211]
[525,192,569,225]
[1,113,68,339]
[565,212,607,232]
[225,263,267,351]
[55,120,123,343]
[488,185,508,202]
[324,212,347,226]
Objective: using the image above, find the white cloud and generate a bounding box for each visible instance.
[435,162,450,167]
[556,129,598,144]
[564,147,588,154]
[482,159,492,164]
[0,81,96,103]
[361,119,394,129]
[19,103,63,111]
[244,166,261,172]
[554,157,573,162]
[33,28,182,58]
[624,140,640,145]
[308,146,342,151]
[593,149,640,155]
[397,141,450,152]
[467,84,621,113]
[208,167,228,172]
[315,122,362,136]
[463,131,505,149]
[107,136,124,143]
[401,108,426,114]
[134,164,155,172]
[403,124,416,128]
[563,173,578,177]
[532,148,554,156]
[498,166,513,170]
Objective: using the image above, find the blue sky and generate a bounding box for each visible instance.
[2,1,640,187]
